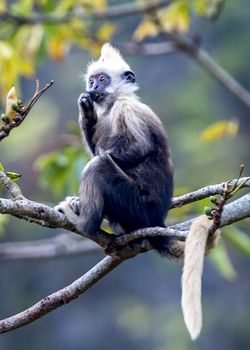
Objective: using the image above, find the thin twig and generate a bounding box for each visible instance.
[171,177,250,208]
[0,80,54,142]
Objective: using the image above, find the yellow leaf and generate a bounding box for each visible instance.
[23,25,44,59]
[133,19,158,42]
[5,86,18,120]
[97,23,115,42]
[48,38,70,62]
[159,1,190,34]
[92,0,106,10]
[101,219,113,234]
[192,0,207,16]
[192,0,224,19]
[0,0,6,13]
[78,0,106,10]
[199,119,239,142]
[88,42,102,57]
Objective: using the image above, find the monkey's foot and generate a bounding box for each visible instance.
[54,196,80,224]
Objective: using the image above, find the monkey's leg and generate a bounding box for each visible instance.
[77,156,106,235]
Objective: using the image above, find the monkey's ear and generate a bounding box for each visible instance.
[122,71,136,84]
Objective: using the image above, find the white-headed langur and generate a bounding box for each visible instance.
[56,43,219,341]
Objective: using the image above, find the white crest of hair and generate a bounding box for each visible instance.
[85,43,139,107]
[84,42,164,149]
[181,215,213,340]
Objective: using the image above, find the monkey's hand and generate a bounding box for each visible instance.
[54,196,80,225]
[78,92,96,121]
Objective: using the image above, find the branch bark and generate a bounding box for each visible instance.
[172,37,250,110]
[0,0,172,24]
[0,179,249,260]
[0,180,249,332]
[171,177,250,208]
[0,234,101,261]
[119,39,250,111]
[0,255,122,334]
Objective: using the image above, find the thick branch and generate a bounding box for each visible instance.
[0,255,122,334]
[0,188,249,260]
[0,234,101,261]
[0,187,249,332]
[0,197,113,248]
[0,0,172,24]
[0,171,24,200]
[0,178,249,247]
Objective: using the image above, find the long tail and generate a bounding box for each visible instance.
[181,215,213,340]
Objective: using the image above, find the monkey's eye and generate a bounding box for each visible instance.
[89,78,94,87]
[99,75,106,84]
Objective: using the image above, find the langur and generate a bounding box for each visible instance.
[56,43,218,340]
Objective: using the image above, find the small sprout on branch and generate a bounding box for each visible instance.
[1,114,9,124]
[5,86,19,120]
[204,206,212,216]
[5,172,21,181]
[210,195,218,204]
[0,80,54,142]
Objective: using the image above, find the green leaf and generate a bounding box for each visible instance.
[5,171,22,181]
[223,226,250,256]
[209,240,237,280]
[0,214,9,236]
[35,145,88,198]
[0,162,4,172]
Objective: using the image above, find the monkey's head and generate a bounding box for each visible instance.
[85,43,138,109]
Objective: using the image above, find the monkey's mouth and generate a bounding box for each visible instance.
[87,91,106,103]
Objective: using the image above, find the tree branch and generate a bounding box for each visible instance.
[0,179,249,260]
[0,80,54,142]
[0,255,122,334]
[172,37,250,110]
[0,0,172,25]
[0,234,101,261]
[0,177,249,245]
[0,181,249,332]
[120,36,250,110]
[118,41,175,55]
[171,177,250,208]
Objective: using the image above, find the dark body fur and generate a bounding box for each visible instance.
[78,93,174,254]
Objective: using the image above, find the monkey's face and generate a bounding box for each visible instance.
[86,70,137,107]
[86,73,111,104]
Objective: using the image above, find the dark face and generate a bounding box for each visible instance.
[87,73,111,103]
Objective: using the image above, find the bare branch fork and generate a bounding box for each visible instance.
[0,80,54,142]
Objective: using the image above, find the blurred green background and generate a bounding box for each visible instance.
[0,1,249,349]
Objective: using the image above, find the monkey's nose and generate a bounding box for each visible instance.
[93,83,99,90]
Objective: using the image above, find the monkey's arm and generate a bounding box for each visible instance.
[78,92,97,155]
